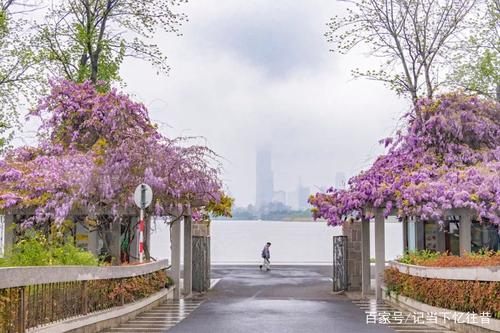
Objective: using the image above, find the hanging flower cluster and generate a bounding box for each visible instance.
[0,79,225,227]
[310,94,500,226]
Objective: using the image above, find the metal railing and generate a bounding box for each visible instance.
[0,259,170,332]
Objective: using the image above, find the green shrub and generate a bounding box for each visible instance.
[396,249,500,267]
[397,250,440,265]
[0,233,98,267]
[385,268,500,319]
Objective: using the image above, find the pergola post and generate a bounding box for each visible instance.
[3,214,15,254]
[110,219,121,265]
[145,216,151,261]
[183,213,193,297]
[459,210,472,256]
[171,218,182,300]
[402,217,408,253]
[361,217,371,297]
[374,209,385,301]
[415,218,425,251]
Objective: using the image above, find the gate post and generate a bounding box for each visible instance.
[341,219,362,291]
[192,221,210,293]
[332,235,348,291]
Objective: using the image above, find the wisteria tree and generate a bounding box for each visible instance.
[310,93,500,226]
[0,80,226,235]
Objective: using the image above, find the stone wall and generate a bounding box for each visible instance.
[342,219,362,291]
[192,220,210,293]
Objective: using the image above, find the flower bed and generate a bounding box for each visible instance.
[397,250,500,267]
[385,267,500,319]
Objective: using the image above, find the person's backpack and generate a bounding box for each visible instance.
[261,248,266,258]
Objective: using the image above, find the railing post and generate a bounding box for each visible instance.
[81,281,88,315]
[18,287,26,333]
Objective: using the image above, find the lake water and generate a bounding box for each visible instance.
[150,220,404,264]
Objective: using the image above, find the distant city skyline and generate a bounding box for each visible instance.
[254,149,346,211]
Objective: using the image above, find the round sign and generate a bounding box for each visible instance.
[134,183,153,209]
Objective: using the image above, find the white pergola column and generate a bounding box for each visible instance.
[183,214,193,296]
[459,211,472,256]
[374,209,385,301]
[171,219,182,300]
[110,219,121,265]
[361,217,371,297]
[415,218,425,250]
[3,214,15,254]
[402,217,408,253]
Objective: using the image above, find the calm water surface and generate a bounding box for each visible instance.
[150,220,404,264]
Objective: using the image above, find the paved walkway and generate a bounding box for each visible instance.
[168,265,395,333]
[104,265,457,332]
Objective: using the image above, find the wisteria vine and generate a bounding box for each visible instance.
[310,94,500,226]
[0,79,225,227]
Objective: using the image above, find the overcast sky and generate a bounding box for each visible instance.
[118,0,411,207]
[18,0,409,207]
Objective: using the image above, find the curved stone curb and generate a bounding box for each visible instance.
[383,287,500,333]
[29,287,174,333]
[389,261,500,281]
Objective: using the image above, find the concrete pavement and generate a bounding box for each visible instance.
[167,265,395,333]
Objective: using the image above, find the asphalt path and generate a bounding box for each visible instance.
[166,265,395,333]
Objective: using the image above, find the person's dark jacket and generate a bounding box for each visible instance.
[261,246,270,259]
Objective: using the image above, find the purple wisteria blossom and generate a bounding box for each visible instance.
[0,80,224,226]
[310,94,500,226]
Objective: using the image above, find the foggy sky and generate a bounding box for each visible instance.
[119,0,410,206]
[20,0,409,207]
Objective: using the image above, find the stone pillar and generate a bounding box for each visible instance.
[342,220,362,291]
[145,216,152,261]
[3,214,15,254]
[437,227,446,252]
[415,218,425,251]
[88,227,98,257]
[361,218,371,297]
[192,221,210,293]
[374,210,385,301]
[402,218,408,253]
[129,216,139,263]
[459,211,472,256]
[183,214,193,296]
[109,219,121,265]
[171,219,182,300]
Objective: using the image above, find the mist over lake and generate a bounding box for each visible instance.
[150,220,404,264]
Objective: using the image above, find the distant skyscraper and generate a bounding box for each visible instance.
[256,149,274,208]
[335,172,346,189]
[297,182,311,210]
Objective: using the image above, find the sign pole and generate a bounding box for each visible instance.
[139,184,146,263]
[139,207,144,263]
[133,183,153,264]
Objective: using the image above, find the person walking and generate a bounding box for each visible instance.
[259,242,271,271]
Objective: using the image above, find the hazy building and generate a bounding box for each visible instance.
[256,149,274,208]
[272,191,286,205]
[297,184,311,210]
